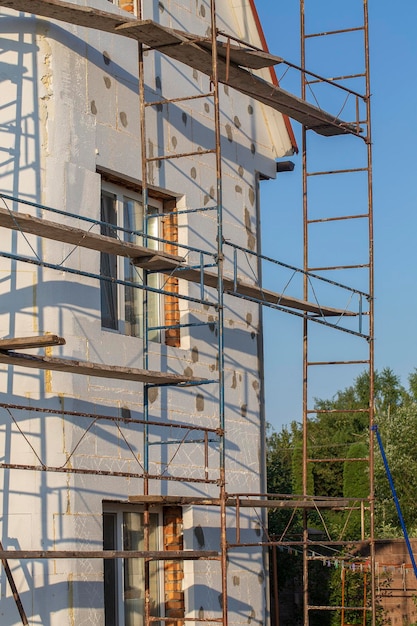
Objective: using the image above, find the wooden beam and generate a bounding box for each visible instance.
[0,335,65,350]
[0,0,360,137]
[117,21,357,137]
[0,207,184,271]
[0,351,204,386]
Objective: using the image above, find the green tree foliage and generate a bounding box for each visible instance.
[343,442,369,538]
[374,402,417,534]
[266,367,417,625]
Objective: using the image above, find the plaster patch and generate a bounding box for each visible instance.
[148,387,159,403]
[244,208,256,251]
[234,115,241,129]
[103,51,111,66]
[90,100,97,115]
[196,394,204,412]
[119,112,128,128]
[103,76,111,89]
[225,124,233,142]
[191,346,199,363]
[38,33,53,158]
[121,407,131,420]
[248,187,255,206]
[194,524,205,548]
[191,167,197,179]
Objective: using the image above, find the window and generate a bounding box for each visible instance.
[100,183,161,341]
[107,0,135,13]
[103,507,161,626]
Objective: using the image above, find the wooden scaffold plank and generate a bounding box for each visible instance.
[0,335,66,350]
[0,351,204,386]
[0,206,184,272]
[0,0,360,137]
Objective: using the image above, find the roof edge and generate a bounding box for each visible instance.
[248,0,299,154]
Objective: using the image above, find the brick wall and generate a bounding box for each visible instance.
[163,506,185,626]
[118,0,135,13]
[375,539,417,625]
[163,200,181,348]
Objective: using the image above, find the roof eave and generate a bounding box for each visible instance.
[248,0,299,154]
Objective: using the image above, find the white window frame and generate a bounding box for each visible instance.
[103,503,164,626]
[100,181,163,341]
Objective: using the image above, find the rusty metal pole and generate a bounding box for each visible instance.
[272,544,280,626]
[137,2,152,626]
[0,541,28,625]
[209,2,228,626]
[300,2,309,624]
[363,1,376,624]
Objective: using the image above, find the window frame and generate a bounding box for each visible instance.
[103,503,164,626]
[100,181,163,341]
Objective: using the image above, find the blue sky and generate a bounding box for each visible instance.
[254,1,417,430]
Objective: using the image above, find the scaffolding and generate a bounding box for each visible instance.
[0,1,373,625]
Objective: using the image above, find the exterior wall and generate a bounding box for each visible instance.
[0,1,293,625]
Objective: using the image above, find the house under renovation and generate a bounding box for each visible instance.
[0,1,374,625]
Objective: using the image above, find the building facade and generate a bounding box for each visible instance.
[0,0,295,624]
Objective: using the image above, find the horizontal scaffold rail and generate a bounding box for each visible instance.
[0,0,361,137]
[0,206,354,318]
[129,494,363,510]
[0,550,220,560]
[0,350,204,386]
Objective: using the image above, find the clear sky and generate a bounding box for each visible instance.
[254,1,417,431]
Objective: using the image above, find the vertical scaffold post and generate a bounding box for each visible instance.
[209,2,228,626]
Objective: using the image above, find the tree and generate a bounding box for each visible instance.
[266,367,417,626]
[343,441,369,538]
[374,402,417,534]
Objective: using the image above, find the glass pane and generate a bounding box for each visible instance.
[123,513,159,626]
[146,214,161,342]
[101,192,118,330]
[103,513,118,626]
[123,199,161,342]
[124,198,143,338]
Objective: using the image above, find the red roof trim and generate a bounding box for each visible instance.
[247,0,298,154]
